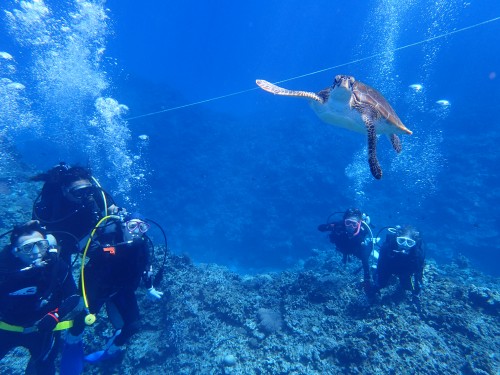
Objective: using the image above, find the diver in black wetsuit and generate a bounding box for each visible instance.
[73,212,163,363]
[374,225,425,296]
[0,221,79,375]
[31,163,119,263]
[318,208,373,292]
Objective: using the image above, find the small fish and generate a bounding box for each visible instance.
[436,99,451,107]
[138,134,149,141]
[409,83,423,92]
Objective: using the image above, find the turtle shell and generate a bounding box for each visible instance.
[351,80,410,134]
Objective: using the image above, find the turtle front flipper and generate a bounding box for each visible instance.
[256,80,324,103]
[389,134,402,153]
[362,113,383,179]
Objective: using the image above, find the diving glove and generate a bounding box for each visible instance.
[148,286,163,300]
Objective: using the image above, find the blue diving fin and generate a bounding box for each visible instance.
[84,350,106,363]
[84,346,122,363]
[84,329,122,363]
[60,340,84,375]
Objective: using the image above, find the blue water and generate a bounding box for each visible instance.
[1,0,499,275]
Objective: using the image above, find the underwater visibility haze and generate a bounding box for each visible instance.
[1,0,499,273]
[1,1,500,374]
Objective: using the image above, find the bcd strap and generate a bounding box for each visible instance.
[0,320,73,333]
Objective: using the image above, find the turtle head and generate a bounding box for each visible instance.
[332,75,355,91]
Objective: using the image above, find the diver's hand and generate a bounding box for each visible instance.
[318,223,334,232]
[148,287,163,300]
[107,205,126,216]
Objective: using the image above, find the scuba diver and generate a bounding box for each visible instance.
[31,162,120,263]
[374,225,425,296]
[318,208,374,293]
[0,221,80,375]
[66,212,163,366]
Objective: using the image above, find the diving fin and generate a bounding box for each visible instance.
[84,350,106,363]
[60,340,84,375]
[84,345,122,363]
[84,329,122,363]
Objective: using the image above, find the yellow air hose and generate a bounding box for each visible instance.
[80,214,120,325]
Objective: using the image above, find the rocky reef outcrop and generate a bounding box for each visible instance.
[40,248,498,375]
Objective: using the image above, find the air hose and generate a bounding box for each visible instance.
[80,214,120,325]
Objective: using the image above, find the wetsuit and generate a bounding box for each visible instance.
[375,233,425,293]
[32,183,111,262]
[0,251,79,375]
[320,221,372,283]
[81,228,152,346]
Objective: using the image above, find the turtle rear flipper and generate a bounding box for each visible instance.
[256,80,324,103]
[363,113,383,179]
[389,134,402,153]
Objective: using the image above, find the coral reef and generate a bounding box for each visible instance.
[257,308,283,334]
[17,249,493,375]
[0,159,38,233]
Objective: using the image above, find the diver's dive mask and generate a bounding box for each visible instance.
[393,236,416,255]
[67,183,94,201]
[345,218,361,237]
[13,238,51,267]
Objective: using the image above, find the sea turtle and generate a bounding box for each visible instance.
[255,75,412,179]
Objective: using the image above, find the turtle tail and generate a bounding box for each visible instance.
[389,134,402,153]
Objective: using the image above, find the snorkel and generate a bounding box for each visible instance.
[344,211,365,238]
[323,209,375,251]
[352,220,362,236]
